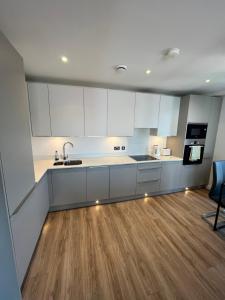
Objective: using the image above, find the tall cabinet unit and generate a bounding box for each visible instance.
[27,82,51,136]
[167,95,222,188]
[107,90,135,136]
[48,84,84,136]
[167,95,222,159]
[0,32,35,216]
[84,87,108,136]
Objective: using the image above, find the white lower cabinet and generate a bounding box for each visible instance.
[86,166,109,201]
[110,165,137,198]
[50,168,86,208]
[10,174,49,286]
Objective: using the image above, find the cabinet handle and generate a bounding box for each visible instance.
[137,179,160,184]
[138,167,161,171]
[89,166,108,169]
[11,183,36,216]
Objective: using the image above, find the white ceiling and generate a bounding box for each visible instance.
[1,0,225,95]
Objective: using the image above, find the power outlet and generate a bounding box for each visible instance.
[121,146,126,150]
[114,146,120,151]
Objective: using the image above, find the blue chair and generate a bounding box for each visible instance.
[202,161,225,230]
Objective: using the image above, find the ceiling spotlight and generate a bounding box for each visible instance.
[205,79,210,83]
[164,48,181,58]
[115,65,128,72]
[61,56,68,63]
[145,69,151,75]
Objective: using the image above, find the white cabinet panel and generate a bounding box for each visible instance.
[135,93,160,128]
[108,90,135,136]
[188,95,211,123]
[11,174,49,286]
[84,87,107,136]
[49,84,84,136]
[27,82,51,136]
[0,34,35,216]
[157,95,180,136]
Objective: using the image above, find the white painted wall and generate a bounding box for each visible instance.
[208,97,225,188]
[213,97,225,161]
[31,129,168,160]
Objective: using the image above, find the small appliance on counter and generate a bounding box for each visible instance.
[161,148,171,156]
[153,145,160,157]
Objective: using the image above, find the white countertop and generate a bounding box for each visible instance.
[33,155,182,183]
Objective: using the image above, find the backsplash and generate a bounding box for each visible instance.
[31,129,167,160]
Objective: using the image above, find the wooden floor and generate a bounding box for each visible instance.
[22,189,225,300]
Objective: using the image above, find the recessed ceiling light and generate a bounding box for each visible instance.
[205,79,210,83]
[61,56,68,63]
[145,69,151,75]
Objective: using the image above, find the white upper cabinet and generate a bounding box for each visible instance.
[135,93,160,128]
[27,82,51,136]
[108,90,135,136]
[157,95,180,136]
[48,84,84,136]
[84,87,107,136]
[187,95,211,123]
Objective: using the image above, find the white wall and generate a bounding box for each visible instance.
[207,97,225,188]
[31,129,167,160]
[213,97,225,161]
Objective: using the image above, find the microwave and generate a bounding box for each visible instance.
[186,123,208,140]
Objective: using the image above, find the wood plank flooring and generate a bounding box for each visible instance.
[22,189,225,300]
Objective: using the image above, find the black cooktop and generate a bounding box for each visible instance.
[130,155,158,162]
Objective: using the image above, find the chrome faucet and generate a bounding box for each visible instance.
[63,142,74,160]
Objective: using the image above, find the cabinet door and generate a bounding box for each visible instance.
[135,93,160,128]
[49,84,84,136]
[160,162,182,192]
[204,98,222,158]
[10,174,49,286]
[87,166,109,201]
[110,164,137,198]
[51,168,86,206]
[108,90,135,136]
[180,159,212,188]
[0,33,35,216]
[27,82,51,136]
[0,157,21,299]
[188,95,211,123]
[84,87,107,136]
[157,95,180,136]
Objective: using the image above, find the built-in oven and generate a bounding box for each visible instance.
[186,123,208,139]
[183,141,205,165]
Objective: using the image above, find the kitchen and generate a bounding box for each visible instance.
[1,1,225,299]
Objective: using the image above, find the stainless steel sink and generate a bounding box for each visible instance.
[53,160,82,166]
[64,160,82,166]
